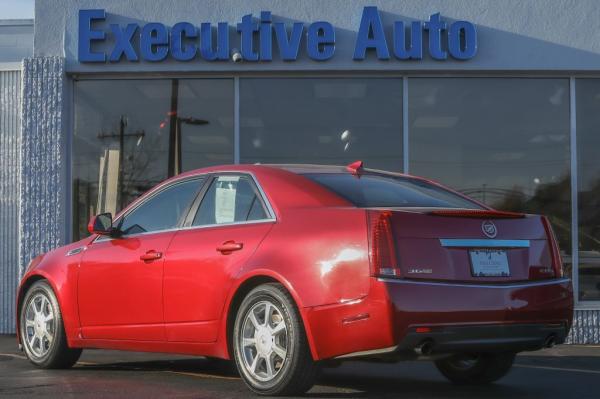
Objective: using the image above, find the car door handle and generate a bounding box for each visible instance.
[140,251,163,262]
[216,241,243,254]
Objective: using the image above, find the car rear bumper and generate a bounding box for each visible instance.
[305,277,573,360]
[381,277,573,329]
[382,277,573,355]
[396,323,568,355]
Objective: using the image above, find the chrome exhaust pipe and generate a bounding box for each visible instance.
[414,340,434,356]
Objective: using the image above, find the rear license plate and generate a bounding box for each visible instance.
[469,249,510,277]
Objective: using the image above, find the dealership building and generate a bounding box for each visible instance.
[0,0,599,342]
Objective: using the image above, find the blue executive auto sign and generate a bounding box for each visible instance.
[79,6,477,63]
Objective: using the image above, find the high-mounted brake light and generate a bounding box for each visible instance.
[541,216,564,278]
[346,160,364,175]
[428,209,525,219]
[367,211,400,278]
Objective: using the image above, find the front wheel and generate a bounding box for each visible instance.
[20,280,82,369]
[232,283,318,396]
[435,352,516,385]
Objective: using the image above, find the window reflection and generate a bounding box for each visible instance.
[73,79,234,240]
[409,78,571,274]
[576,79,600,301]
[118,179,203,235]
[239,78,403,172]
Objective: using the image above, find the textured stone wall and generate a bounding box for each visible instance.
[0,69,21,334]
[19,57,66,284]
[569,309,600,344]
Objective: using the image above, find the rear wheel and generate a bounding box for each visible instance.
[20,280,82,369]
[232,283,318,396]
[435,352,515,385]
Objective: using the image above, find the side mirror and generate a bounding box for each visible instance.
[88,213,113,236]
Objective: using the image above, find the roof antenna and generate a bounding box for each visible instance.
[346,160,364,175]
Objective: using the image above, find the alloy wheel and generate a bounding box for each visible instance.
[239,300,288,382]
[23,293,56,358]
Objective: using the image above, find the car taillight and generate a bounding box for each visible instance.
[541,216,563,278]
[367,211,400,278]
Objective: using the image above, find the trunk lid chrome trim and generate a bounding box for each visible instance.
[440,239,530,248]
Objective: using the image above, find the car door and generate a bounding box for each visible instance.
[163,173,275,343]
[78,177,205,341]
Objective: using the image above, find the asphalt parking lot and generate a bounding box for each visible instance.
[1,335,599,398]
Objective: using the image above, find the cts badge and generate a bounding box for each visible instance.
[407,268,433,274]
[482,220,498,238]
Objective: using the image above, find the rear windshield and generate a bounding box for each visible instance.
[303,173,483,209]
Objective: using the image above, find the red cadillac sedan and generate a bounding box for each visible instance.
[16,162,573,396]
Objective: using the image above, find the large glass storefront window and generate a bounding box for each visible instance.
[73,79,234,240]
[73,76,584,296]
[576,79,600,301]
[409,78,572,274]
[239,78,403,171]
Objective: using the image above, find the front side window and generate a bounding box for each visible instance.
[193,175,269,226]
[118,179,203,235]
[304,173,482,209]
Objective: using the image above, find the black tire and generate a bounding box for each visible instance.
[435,352,516,385]
[19,280,82,369]
[232,283,319,396]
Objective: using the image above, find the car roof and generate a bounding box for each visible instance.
[116,163,487,219]
[265,163,423,179]
[178,162,410,178]
[263,164,349,174]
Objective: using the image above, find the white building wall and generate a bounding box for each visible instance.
[0,69,21,334]
[33,0,600,72]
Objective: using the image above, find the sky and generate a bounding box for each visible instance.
[0,0,34,19]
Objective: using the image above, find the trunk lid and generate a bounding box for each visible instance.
[383,209,556,282]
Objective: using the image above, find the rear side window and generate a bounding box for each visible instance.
[303,173,482,209]
[193,175,269,226]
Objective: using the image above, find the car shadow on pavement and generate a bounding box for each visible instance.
[74,357,240,376]
[310,373,528,398]
[71,357,533,398]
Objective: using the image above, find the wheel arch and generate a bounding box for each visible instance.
[223,271,319,361]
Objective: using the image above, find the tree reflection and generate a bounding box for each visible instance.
[466,175,573,276]
[73,79,235,241]
[579,177,600,251]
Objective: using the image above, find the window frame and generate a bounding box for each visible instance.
[182,172,276,229]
